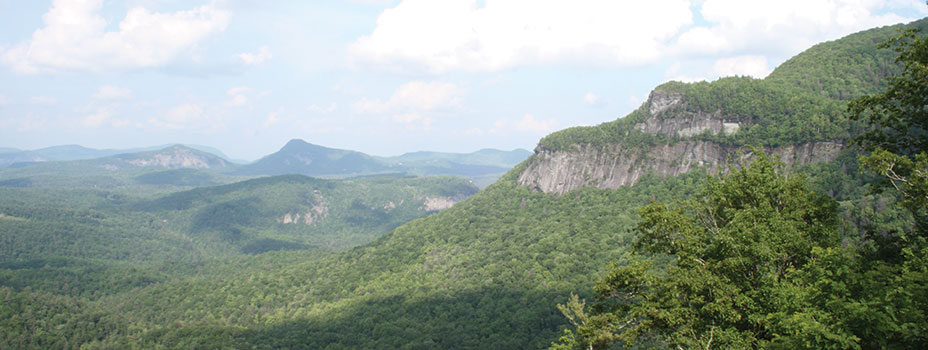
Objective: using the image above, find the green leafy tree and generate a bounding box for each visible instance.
[553,153,858,349]
[845,25,928,348]
[849,26,928,235]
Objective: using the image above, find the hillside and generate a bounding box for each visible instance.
[520,19,927,195]
[135,174,477,252]
[233,139,393,177]
[0,145,240,191]
[235,139,530,186]
[0,173,477,322]
[1,19,923,350]
[0,144,238,168]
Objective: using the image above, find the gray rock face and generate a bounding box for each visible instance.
[636,90,740,138]
[647,90,683,115]
[124,145,229,169]
[517,88,843,195]
[518,141,842,195]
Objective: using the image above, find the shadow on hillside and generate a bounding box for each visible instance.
[140,287,572,350]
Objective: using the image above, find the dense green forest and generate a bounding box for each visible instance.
[1,18,927,350]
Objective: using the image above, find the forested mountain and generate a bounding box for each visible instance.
[234,138,530,186]
[0,145,239,191]
[0,144,237,168]
[382,148,532,187]
[233,139,392,177]
[1,19,925,350]
[0,173,477,335]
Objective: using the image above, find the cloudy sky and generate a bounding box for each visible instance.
[0,0,925,160]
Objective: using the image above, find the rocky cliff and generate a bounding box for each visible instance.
[115,145,230,170]
[518,89,844,195]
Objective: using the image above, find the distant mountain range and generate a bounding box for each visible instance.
[232,139,391,177]
[0,140,531,187]
[232,139,531,186]
[0,144,237,168]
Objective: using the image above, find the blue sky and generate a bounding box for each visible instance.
[0,0,925,160]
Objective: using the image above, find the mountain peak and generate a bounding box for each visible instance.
[283,138,310,148]
[234,140,388,177]
[116,145,229,169]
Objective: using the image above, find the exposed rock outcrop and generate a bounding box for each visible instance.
[518,141,842,195]
[279,197,330,225]
[518,89,844,195]
[421,197,458,211]
[123,145,229,169]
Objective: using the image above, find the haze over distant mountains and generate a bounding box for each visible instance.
[2,17,926,350]
[0,144,237,168]
[0,139,531,187]
[233,139,530,186]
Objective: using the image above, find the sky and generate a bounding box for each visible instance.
[0,0,926,161]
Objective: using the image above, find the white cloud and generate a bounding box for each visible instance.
[0,113,47,131]
[515,114,557,133]
[355,81,462,113]
[392,113,432,129]
[490,114,558,135]
[92,85,132,100]
[675,0,916,56]
[347,0,397,5]
[463,127,485,136]
[0,94,11,105]
[149,103,212,130]
[352,0,693,73]
[264,109,282,127]
[354,0,918,73]
[1,0,229,73]
[308,103,337,114]
[239,46,272,65]
[664,62,707,83]
[227,86,252,106]
[713,55,771,78]
[82,106,127,127]
[82,107,112,127]
[583,92,604,107]
[29,96,57,105]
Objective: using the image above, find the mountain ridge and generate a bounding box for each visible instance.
[2,18,923,350]
[518,19,928,194]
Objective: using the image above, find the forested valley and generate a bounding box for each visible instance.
[1,17,927,350]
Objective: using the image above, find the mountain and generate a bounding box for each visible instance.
[135,174,478,252]
[109,145,231,170]
[0,144,239,168]
[387,148,532,168]
[0,174,477,296]
[234,139,393,177]
[0,145,236,190]
[234,139,531,186]
[383,148,532,187]
[2,19,921,350]
[519,19,922,195]
[0,144,122,167]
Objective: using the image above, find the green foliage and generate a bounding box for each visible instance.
[766,20,925,100]
[843,26,928,349]
[5,17,928,350]
[554,21,928,350]
[553,154,857,349]
[539,20,928,154]
[134,168,220,187]
[849,27,928,158]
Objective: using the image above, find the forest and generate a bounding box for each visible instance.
[0,17,926,350]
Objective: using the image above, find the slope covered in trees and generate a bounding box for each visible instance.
[538,19,928,153]
[2,18,926,350]
[553,22,928,350]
